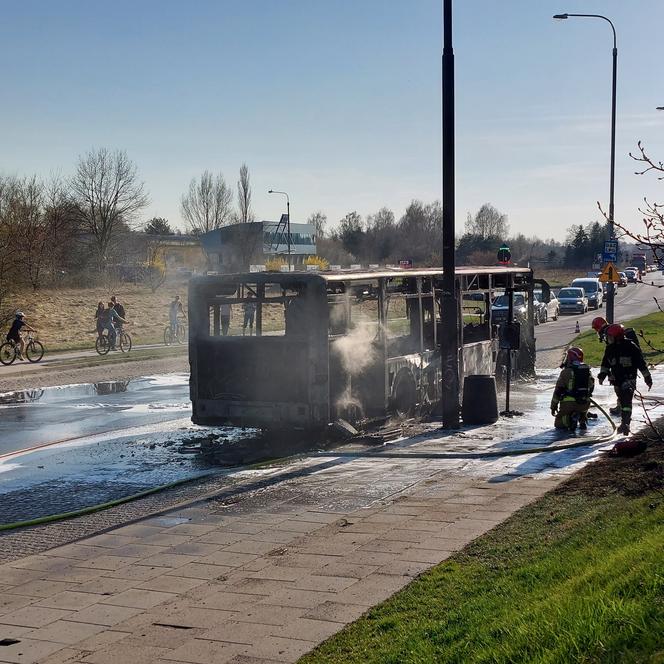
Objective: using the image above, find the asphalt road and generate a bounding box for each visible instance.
[0,374,190,456]
[535,274,664,368]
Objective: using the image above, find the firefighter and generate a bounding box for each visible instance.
[591,316,643,414]
[597,324,653,435]
[551,347,595,431]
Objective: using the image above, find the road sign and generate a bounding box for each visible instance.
[599,261,620,283]
[603,240,618,263]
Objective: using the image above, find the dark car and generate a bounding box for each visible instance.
[491,293,527,325]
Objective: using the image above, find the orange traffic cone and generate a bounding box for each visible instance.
[575,320,580,333]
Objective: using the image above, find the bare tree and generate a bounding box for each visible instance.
[0,176,21,325]
[181,171,233,234]
[70,148,149,268]
[600,142,664,265]
[307,211,327,239]
[237,164,254,223]
[465,203,509,241]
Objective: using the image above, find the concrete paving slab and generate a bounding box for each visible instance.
[2,368,662,662]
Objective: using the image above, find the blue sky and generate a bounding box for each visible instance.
[1,0,662,241]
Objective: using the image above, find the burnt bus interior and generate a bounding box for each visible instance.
[188,267,538,431]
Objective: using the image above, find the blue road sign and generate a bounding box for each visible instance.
[603,251,617,263]
[603,240,618,264]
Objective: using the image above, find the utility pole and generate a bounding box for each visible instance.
[441,0,460,427]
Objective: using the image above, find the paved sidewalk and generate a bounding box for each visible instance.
[0,373,654,664]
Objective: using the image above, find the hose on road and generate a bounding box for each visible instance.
[0,473,216,533]
[0,400,617,532]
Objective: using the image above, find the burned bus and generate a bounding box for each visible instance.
[188,266,539,430]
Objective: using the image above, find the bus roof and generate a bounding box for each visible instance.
[198,265,532,284]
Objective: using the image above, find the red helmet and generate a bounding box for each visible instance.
[592,316,607,333]
[566,346,584,365]
[606,323,625,342]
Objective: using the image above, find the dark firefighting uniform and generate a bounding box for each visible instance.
[551,363,594,429]
[598,339,652,426]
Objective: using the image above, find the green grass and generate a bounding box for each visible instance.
[572,311,664,367]
[300,488,664,663]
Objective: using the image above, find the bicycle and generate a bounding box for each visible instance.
[95,327,132,355]
[0,332,45,366]
[164,319,187,345]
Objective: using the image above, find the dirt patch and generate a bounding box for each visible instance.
[556,418,664,498]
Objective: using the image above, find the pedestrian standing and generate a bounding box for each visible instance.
[242,292,256,336]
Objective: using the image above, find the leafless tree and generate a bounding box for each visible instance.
[237,164,254,223]
[181,170,233,234]
[0,177,21,325]
[70,148,149,268]
[600,142,664,266]
[465,203,509,241]
[307,211,327,239]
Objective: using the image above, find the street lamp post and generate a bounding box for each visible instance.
[554,12,617,323]
[268,189,291,268]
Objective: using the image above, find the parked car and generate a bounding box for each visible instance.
[618,272,628,287]
[534,289,559,322]
[491,293,527,325]
[558,287,588,314]
[570,278,603,309]
[624,268,638,283]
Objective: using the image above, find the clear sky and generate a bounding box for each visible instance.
[1,0,662,241]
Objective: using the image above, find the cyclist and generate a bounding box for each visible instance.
[6,312,37,361]
[110,296,126,334]
[102,301,127,350]
[169,295,185,338]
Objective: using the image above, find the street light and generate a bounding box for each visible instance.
[267,189,291,268]
[554,12,618,323]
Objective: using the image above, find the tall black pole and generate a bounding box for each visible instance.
[606,41,617,323]
[441,0,460,427]
[287,198,291,269]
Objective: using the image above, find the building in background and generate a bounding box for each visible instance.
[200,218,317,273]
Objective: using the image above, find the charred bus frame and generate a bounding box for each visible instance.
[188,266,540,431]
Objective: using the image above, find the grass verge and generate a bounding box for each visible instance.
[572,311,664,367]
[300,434,664,663]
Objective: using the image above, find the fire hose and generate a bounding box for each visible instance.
[0,400,616,532]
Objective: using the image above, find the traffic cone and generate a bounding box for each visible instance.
[575,320,580,333]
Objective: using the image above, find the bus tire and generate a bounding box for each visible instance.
[391,369,418,418]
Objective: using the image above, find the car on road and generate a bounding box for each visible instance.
[618,272,628,287]
[491,293,527,325]
[624,268,639,283]
[534,289,559,322]
[570,278,603,309]
[558,287,588,314]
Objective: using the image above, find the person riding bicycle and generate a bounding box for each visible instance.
[551,346,595,431]
[597,324,653,435]
[169,295,185,337]
[6,312,36,361]
[111,296,126,332]
[102,301,127,350]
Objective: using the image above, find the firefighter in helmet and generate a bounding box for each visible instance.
[551,347,594,431]
[591,316,644,415]
[597,323,652,435]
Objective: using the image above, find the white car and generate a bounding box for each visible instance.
[534,289,559,322]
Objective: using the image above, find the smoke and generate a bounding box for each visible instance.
[332,322,377,375]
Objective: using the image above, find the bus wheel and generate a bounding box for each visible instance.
[392,370,417,418]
